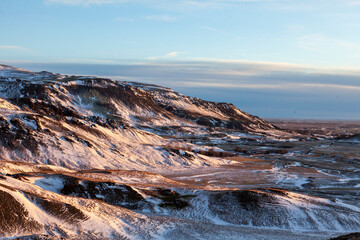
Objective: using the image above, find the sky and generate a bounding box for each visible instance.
[1,0,360,119]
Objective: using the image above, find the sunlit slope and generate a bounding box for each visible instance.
[0,65,278,170]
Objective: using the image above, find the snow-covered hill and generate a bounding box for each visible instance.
[0,65,279,170]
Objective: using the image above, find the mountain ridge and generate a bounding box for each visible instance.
[0,65,284,170]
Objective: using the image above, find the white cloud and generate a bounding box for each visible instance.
[347,0,360,5]
[148,51,186,60]
[297,34,359,52]
[54,58,115,63]
[143,57,360,77]
[176,81,360,91]
[133,59,360,92]
[166,52,183,57]
[299,83,360,91]
[145,15,175,21]
[0,45,27,50]
[147,57,158,60]
[179,81,282,89]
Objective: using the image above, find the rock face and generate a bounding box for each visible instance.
[0,65,276,170]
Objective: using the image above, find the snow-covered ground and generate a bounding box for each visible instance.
[0,162,357,239]
[0,65,358,240]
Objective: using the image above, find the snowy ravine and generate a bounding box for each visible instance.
[0,65,357,240]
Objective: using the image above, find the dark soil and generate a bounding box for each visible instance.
[59,175,147,209]
[0,189,42,236]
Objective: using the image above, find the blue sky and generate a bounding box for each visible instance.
[1,0,360,119]
[2,0,360,65]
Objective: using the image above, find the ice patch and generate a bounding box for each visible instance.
[34,176,64,193]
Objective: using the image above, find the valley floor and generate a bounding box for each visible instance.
[1,120,359,240]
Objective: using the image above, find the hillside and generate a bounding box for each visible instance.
[0,65,280,170]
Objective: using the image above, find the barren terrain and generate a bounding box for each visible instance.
[0,65,359,240]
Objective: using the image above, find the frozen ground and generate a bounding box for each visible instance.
[0,65,358,239]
